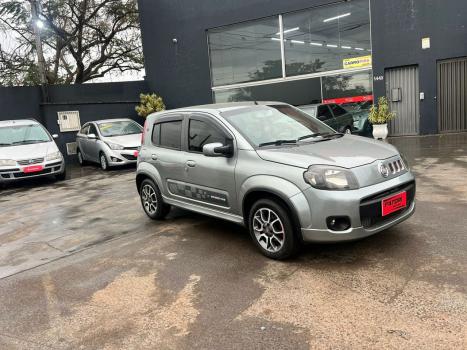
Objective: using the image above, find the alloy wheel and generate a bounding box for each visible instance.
[252,208,285,253]
[345,128,352,134]
[100,154,107,170]
[141,184,158,215]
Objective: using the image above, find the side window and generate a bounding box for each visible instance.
[88,124,98,136]
[152,120,182,149]
[80,125,90,135]
[330,104,348,117]
[317,105,333,121]
[188,119,226,152]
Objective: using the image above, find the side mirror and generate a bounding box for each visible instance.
[202,142,233,157]
[88,133,97,139]
[52,134,59,139]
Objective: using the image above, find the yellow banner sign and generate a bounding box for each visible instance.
[343,55,372,69]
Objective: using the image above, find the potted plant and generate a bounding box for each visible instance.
[135,93,166,118]
[368,96,396,140]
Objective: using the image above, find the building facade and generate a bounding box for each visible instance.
[138,0,467,136]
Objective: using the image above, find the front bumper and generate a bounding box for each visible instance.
[0,160,65,182]
[296,171,416,243]
[106,148,139,166]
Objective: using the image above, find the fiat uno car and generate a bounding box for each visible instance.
[76,118,142,170]
[0,119,66,183]
[136,102,415,259]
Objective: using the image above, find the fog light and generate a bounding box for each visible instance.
[111,157,122,162]
[326,216,351,231]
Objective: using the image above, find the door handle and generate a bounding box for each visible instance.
[151,154,158,160]
[186,160,196,168]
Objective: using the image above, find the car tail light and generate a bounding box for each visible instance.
[141,120,147,145]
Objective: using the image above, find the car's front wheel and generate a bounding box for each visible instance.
[139,178,171,220]
[248,199,299,260]
[100,152,110,171]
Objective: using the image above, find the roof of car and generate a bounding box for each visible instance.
[90,118,135,124]
[0,119,40,127]
[155,101,289,115]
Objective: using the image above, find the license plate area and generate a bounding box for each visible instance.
[381,191,407,216]
[23,165,44,173]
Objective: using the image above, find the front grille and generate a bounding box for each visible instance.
[13,168,52,178]
[360,181,416,229]
[122,154,137,161]
[387,158,405,175]
[17,157,44,166]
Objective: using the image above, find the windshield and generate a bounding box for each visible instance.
[0,124,51,147]
[222,105,335,147]
[97,121,142,137]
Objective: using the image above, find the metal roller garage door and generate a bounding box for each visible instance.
[438,57,467,133]
[385,66,420,136]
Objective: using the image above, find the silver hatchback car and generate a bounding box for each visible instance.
[0,119,66,183]
[76,118,142,170]
[136,102,416,259]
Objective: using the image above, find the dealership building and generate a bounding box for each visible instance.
[138,0,467,136]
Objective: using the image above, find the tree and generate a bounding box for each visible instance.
[0,0,144,86]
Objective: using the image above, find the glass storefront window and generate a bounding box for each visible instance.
[208,17,282,87]
[322,70,373,104]
[282,0,371,77]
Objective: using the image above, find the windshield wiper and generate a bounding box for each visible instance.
[297,132,334,141]
[11,140,47,145]
[258,139,297,147]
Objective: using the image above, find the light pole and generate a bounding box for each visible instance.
[30,0,48,101]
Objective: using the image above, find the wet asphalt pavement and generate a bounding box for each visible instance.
[0,134,466,349]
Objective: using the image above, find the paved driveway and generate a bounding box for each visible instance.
[0,134,466,349]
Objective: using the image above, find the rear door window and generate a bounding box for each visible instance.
[152,120,182,150]
[330,104,348,117]
[317,105,333,121]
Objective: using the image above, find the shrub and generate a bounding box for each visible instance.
[368,96,396,125]
[135,93,165,118]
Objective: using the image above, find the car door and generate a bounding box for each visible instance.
[316,105,335,130]
[180,113,238,214]
[149,114,187,199]
[86,123,101,162]
[77,124,91,159]
[329,104,353,132]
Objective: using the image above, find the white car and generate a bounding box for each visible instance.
[0,119,66,183]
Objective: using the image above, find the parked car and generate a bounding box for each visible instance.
[350,101,373,136]
[76,118,143,170]
[0,119,66,183]
[299,103,354,134]
[136,102,416,260]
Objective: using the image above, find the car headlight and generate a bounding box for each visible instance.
[0,159,16,166]
[46,151,62,161]
[106,141,124,150]
[303,165,359,190]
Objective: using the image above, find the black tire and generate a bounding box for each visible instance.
[55,168,67,181]
[99,152,110,171]
[77,149,86,166]
[139,178,171,220]
[248,198,299,260]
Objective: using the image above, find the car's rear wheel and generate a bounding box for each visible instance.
[77,149,85,166]
[100,152,110,171]
[248,199,299,260]
[140,178,171,220]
